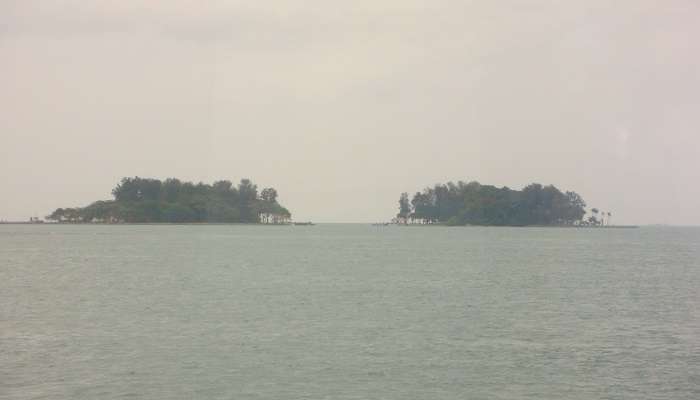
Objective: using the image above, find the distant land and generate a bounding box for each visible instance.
[394,181,612,227]
[0,178,622,227]
[45,177,291,224]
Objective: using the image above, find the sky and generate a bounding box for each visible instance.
[1,1,699,224]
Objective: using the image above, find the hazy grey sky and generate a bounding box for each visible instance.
[2,1,699,224]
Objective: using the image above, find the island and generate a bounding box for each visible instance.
[46,177,291,224]
[394,181,612,227]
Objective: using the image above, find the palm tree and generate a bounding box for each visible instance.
[607,212,612,226]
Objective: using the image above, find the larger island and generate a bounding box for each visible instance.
[47,177,291,224]
[395,181,611,226]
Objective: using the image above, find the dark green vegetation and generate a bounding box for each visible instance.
[396,181,609,226]
[47,177,291,224]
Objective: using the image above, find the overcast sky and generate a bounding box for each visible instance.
[1,1,699,224]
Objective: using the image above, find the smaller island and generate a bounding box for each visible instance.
[394,181,614,227]
[47,177,291,224]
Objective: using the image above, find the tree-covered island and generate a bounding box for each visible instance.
[47,177,291,224]
[395,181,611,226]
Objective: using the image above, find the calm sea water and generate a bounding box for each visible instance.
[1,224,699,399]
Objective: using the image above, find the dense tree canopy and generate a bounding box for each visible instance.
[47,177,291,223]
[397,181,590,226]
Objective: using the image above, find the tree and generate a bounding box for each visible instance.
[237,179,259,222]
[397,192,411,223]
[398,181,591,226]
[411,191,435,224]
[112,177,140,202]
[162,178,182,203]
[258,188,282,223]
[260,188,278,203]
[49,177,289,224]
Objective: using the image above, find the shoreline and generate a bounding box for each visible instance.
[0,222,293,226]
[393,224,640,228]
[1,222,642,228]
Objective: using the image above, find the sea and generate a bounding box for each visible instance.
[1,224,699,399]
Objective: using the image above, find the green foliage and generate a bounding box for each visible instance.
[47,177,290,224]
[401,181,588,226]
[161,203,197,223]
[397,192,411,221]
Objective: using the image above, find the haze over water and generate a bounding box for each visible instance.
[3,1,700,225]
[2,224,699,399]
